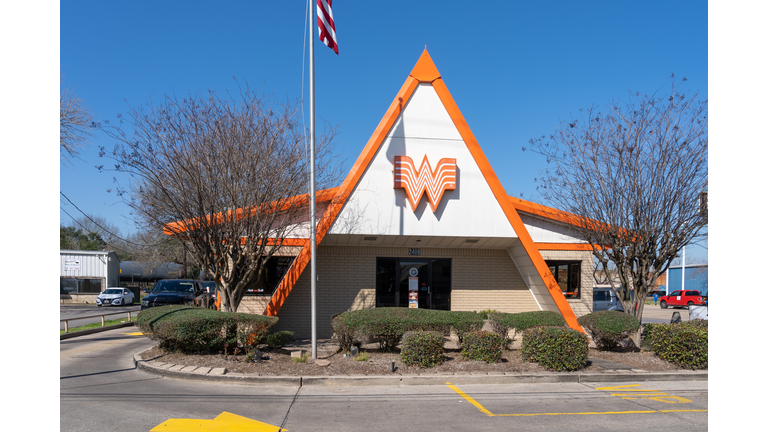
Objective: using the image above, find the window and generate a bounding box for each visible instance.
[60,278,102,294]
[546,261,581,299]
[244,256,295,296]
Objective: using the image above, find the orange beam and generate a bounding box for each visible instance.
[163,187,339,235]
[535,243,607,251]
[432,73,584,333]
[263,74,422,317]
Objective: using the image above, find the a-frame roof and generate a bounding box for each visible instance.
[264,49,584,332]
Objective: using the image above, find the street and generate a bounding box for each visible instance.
[60,327,708,431]
[60,303,141,330]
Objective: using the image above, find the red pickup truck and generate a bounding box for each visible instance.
[659,290,706,309]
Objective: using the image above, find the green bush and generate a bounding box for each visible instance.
[686,319,708,329]
[445,311,486,346]
[461,331,506,363]
[645,321,708,369]
[487,311,566,343]
[332,312,360,353]
[332,308,452,352]
[520,326,588,371]
[400,331,445,368]
[135,305,278,354]
[577,311,640,350]
[266,331,294,349]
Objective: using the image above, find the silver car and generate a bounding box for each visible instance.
[96,288,135,306]
[592,286,624,312]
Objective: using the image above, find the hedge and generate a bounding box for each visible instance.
[520,326,589,371]
[136,305,278,354]
[331,308,483,352]
[487,311,566,343]
[645,321,708,369]
[577,311,640,350]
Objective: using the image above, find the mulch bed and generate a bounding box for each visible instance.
[140,339,689,376]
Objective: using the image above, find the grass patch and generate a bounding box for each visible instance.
[355,352,370,362]
[60,318,132,335]
[292,353,309,363]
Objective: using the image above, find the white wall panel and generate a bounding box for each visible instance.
[60,252,107,278]
[520,213,585,244]
[330,84,517,240]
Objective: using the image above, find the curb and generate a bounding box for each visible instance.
[60,322,136,340]
[133,347,707,386]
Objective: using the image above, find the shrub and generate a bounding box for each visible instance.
[135,305,278,354]
[332,308,451,352]
[645,321,708,369]
[520,326,588,371]
[331,313,359,353]
[487,311,566,343]
[445,311,486,346]
[461,331,506,363]
[266,331,294,349]
[400,331,445,368]
[577,311,640,350]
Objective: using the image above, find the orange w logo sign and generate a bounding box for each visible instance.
[394,155,457,212]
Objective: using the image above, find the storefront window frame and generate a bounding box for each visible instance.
[545,260,581,299]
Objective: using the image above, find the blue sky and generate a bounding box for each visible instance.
[58,1,708,260]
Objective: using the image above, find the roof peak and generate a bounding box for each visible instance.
[409,47,441,83]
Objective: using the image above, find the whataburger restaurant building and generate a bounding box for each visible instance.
[214,50,598,337]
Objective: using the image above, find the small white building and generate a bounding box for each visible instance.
[60,250,120,303]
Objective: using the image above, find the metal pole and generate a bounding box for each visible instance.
[309,1,318,360]
[681,246,686,292]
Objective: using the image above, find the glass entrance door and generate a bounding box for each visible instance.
[399,259,430,309]
[376,258,451,310]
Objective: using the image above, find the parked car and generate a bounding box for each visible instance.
[96,287,135,306]
[199,281,218,309]
[140,279,207,310]
[592,286,624,312]
[658,290,705,309]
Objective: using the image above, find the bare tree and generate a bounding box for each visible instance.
[99,83,340,312]
[526,76,707,343]
[60,78,94,166]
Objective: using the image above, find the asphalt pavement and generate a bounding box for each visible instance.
[60,303,141,330]
[60,327,709,432]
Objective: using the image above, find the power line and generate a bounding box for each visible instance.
[59,191,169,248]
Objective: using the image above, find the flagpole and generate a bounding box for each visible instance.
[309,0,318,360]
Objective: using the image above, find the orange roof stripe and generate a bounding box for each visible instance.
[163,187,340,235]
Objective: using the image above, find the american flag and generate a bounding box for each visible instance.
[317,0,338,54]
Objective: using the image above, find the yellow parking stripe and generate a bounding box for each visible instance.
[446,383,495,416]
[496,409,708,417]
[446,384,707,418]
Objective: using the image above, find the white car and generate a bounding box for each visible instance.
[96,288,135,306]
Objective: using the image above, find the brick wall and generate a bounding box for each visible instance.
[269,246,540,338]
